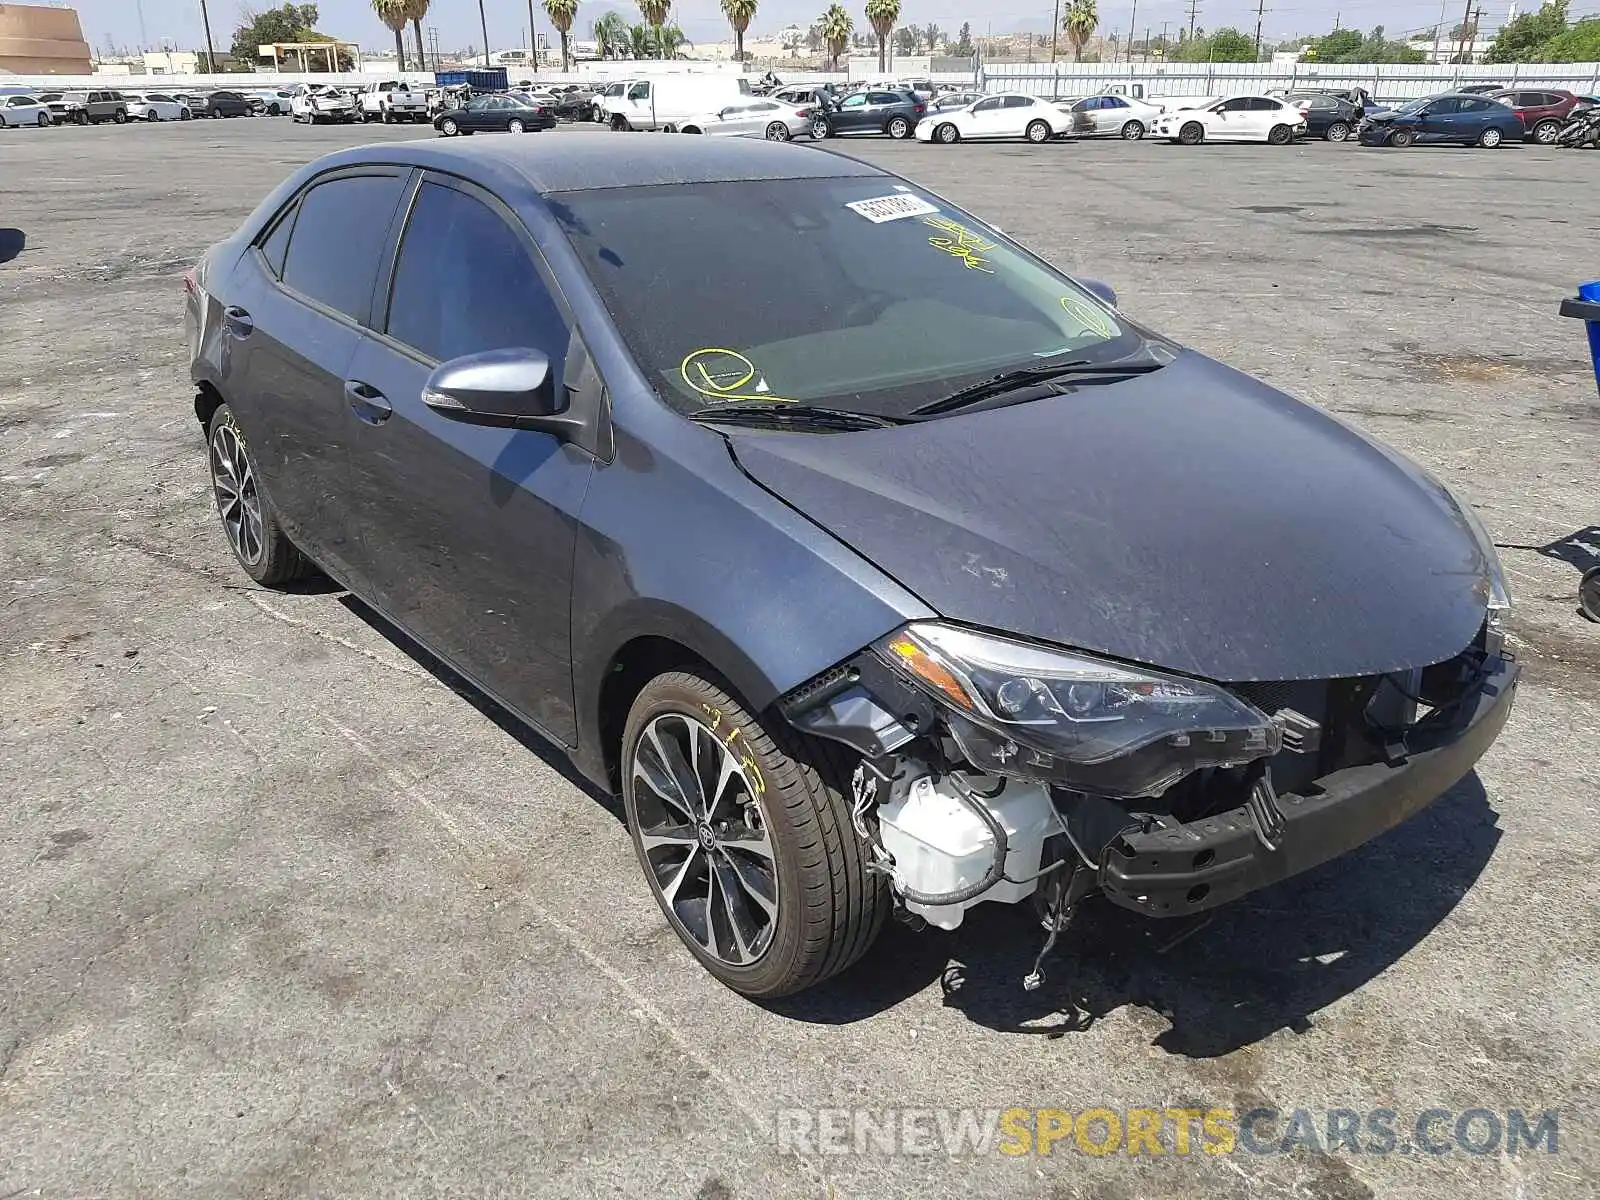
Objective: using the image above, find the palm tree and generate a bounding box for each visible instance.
[1064,0,1098,61]
[819,3,852,69]
[402,0,430,70]
[373,0,408,69]
[593,10,629,58]
[544,0,578,70]
[721,0,758,64]
[864,0,898,71]
[637,0,672,57]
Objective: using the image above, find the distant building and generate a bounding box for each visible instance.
[0,2,93,74]
[142,49,199,74]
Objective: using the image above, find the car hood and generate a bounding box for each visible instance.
[727,351,1491,682]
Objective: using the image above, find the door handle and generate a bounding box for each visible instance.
[223,306,253,337]
[344,380,393,425]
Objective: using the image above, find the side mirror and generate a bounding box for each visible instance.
[423,348,580,438]
[1079,278,1118,307]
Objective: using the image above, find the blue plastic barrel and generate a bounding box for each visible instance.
[1559,280,1600,399]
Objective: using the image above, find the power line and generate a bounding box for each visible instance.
[1185,0,1201,41]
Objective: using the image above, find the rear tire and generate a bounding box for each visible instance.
[1326,121,1350,142]
[39,112,52,127]
[1268,123,1293,145]
[1580,566,1600,622]
[508,118,526,133]
[621,670,887,999]
[1025,119,1051,144]
[1532,118,1560,144]
[113,109,127,124]
[147,110,161,122]
[887,116,911,139]
[206,404,313,588]
[765,120,791,141]
[1478,126,1503,148]
[1178,121,1204,145]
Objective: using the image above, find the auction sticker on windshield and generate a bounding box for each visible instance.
[845,194,941,223]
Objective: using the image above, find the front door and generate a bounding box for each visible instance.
[966,95,1008,137]
[338,175,594,744]
[833,92,870,131]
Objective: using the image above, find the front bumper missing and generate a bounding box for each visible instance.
[1099,657,1518,917]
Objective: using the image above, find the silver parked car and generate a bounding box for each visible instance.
[676,98,815,140]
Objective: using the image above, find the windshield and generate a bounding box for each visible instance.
[551,178,1144,420]
[1395,96,1433,114]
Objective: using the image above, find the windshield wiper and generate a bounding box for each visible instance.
[689,403,899,432]
[911,358,1166,417]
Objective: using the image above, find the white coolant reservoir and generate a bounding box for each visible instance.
[876,774,1058,930]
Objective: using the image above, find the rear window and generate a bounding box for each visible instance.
[278,174,407,322]
[551,178,1140,420]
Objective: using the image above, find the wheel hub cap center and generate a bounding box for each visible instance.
[696,822,717,851]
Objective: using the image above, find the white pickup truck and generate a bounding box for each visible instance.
[359,80,429,123]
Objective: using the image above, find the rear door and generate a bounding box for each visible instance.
[995,94,1035,137]
[338,175,594,742]
[218,169,411,574]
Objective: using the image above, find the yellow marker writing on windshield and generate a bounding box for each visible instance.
[923,216,997,274]
[1060,294,1118,340]
[679,348,795,404]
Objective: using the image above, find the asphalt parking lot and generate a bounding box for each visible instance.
[3,118,1598,1199]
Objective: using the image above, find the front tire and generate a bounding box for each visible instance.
[622,671,887,998]
[1025,119,1051,144]
[1325,120,1350,142]
[1479,126,1503,148]
[1580,566,1600,622]
[1390,128,1415,147]
[1178,121,1204,145]
[886,116,911,139]
[811,116,831,139]
[206,405,312,588]
[440,117,459,136]
[936,121,960,144]
[1120,119,1145,140]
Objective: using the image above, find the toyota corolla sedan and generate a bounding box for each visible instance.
[915,92,1072,144]
[186,137,1517,999]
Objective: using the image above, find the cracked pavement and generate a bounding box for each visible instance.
[1,120,1597,1199]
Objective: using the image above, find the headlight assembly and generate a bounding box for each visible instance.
[873,623,1279,799]
[1446,486,1511,625]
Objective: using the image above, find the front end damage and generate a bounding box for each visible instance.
[780,618,1517,988]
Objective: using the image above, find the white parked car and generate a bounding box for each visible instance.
[291,86,355,124]
[0,94,53,128]
[248,88,296,116]
[677,98,813,140]
[125,92,191,122]
[1153,95,1309,145]
[1060,93,1165,140]
[915,92,1072,145]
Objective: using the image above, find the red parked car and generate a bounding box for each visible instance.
[1490,88,1581,144]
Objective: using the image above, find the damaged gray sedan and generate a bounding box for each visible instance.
[188,136,1517,999]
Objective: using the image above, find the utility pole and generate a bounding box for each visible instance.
[1253,0,1267,59]
[197,0,217,72]
[1143,24,1151,61]
[478,0,492,67]
[1052,0,1061,61]
[1186,0,1201,44]
[1455,0,1474,62]
[1127,0,1138,65]
[527,0,538,64]
[1160,19,1169,57]
[1432,0,1448,61]
[134,0,148,50]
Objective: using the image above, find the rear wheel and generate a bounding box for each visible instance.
[206,405,312,587]
[181,107,193,120]
[936,121,960,144]
[508,118,526,133]
[147,110,161,122]
[1390,128,1415,147]
[1580,566,1600,622]
[1025,119,1052,144]
[113,109,127,124]
[1326,120,1350,142]
[1478,126,1503,148]
[887,115,911,139]
[1178,121,1204,145]
[1532,118,1560,144]
[621,671,887,998]
[1120,119,1145,140]
[1267,123,1293,145]
[39,112,52,127]
[765,120,791,141]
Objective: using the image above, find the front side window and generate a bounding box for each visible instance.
[842,94,867,109]
[552,178,1144,420]
[279,175,407,322]
[386,182,566,371]
[628,82,650,100]
[973,97,1003,112]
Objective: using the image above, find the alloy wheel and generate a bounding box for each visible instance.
[1533,120,1559,144]
[509,118,525,133]
[765,121,790,140]
[1481,127,1502,148]
[209,422,265,566]
[1327,122,1350,142]
[629,712,779,967]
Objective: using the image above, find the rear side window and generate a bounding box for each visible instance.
[280,174,407,322]
[258,201,298,278]
[1003,96,1032,108]
[385,181,567,370]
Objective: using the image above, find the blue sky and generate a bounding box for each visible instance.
[77,0,1542,56]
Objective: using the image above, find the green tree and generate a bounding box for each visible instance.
[372,0,408,68]
[230,3,319,65]
[923,22,944,51]
[1542,15,1600,59]
[637,0,672,57]
[722,0,758,62]
[955,21,973,55]
[893,25,915,55]
[544,0,578,69]
[865,0,900,71]
[1307,27,1363,61]
[402,0,430,70]
[1063,0,1098,60]
[1203,27,1256,59]
[820,3,853,67]
[592,10,629,57]
[1486,0,1569,61]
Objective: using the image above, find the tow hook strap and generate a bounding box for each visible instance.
[1243,760,1287,853]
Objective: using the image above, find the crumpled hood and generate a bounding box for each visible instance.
[729,351,1491,682]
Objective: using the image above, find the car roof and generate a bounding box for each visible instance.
[327,132,886,194]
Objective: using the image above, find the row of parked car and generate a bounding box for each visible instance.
[0,81,460,130]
